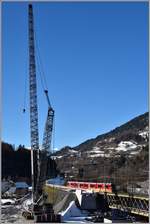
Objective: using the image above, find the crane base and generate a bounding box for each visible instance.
[34,214,61,223]
[33,203,61,223]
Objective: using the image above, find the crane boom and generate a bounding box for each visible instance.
[42,107,54,153]
[42,90,54,152]
[39,90,54,184]
[28,4,40,202]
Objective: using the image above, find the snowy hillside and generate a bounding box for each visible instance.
[53,112,149,185]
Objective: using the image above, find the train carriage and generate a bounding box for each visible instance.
[67,181,112,193]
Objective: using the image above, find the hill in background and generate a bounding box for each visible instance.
[53,112,149,190]
[2,112,149,192]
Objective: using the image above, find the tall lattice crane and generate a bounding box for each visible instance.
[28,4,40,203]
[22,4,60,222]
[28,4,54,204]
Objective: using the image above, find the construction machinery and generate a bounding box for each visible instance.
[22,4,60,222]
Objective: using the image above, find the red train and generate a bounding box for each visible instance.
[67,181,112,193]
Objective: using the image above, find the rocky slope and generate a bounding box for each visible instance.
[53,112,149,188]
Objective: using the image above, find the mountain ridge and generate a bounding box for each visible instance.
[55,112,148,154]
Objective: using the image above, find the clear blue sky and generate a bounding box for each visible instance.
[2,2,148,150]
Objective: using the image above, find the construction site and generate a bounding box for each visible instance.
[2,3,149,224]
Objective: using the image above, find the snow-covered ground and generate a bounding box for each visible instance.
[1,199,16,205]
[87,148,106,158]
[60,201,88,222]
[1,204,31,223]
[82,140,141,158]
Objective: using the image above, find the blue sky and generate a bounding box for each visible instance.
[2,2,148,150]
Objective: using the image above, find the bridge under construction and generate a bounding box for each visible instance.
[44,182,149,220]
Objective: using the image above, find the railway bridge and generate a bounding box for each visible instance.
[45,183,149,220]
[105,192,149,218]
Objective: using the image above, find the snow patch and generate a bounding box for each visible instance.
[139,131,149,139]
[88,150,103,154]
[92,146,101,151]
[130,151,140,155]
[60,201,85,222]
[88,154,102,158]
[108,137,115,142]
[88,153,110,158]
[22,198,33,211]
[104,218,112,223]
[1,199,16,205]
[116,141,137,152]
[75,190,82,206]
[69,149,78,154]
[51,155,63,160]
[106,147,115,150]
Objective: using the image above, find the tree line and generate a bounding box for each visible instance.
[2,142,58,184]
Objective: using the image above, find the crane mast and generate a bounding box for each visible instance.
[28,4,40,202]
[28,4,55,203]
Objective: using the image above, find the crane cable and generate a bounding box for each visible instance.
[34,30,48,92]
[22,31,48,113]
[34,30,55,154]
[34,30,56,201]
[52,116,56,205]
[52,116,55,155]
